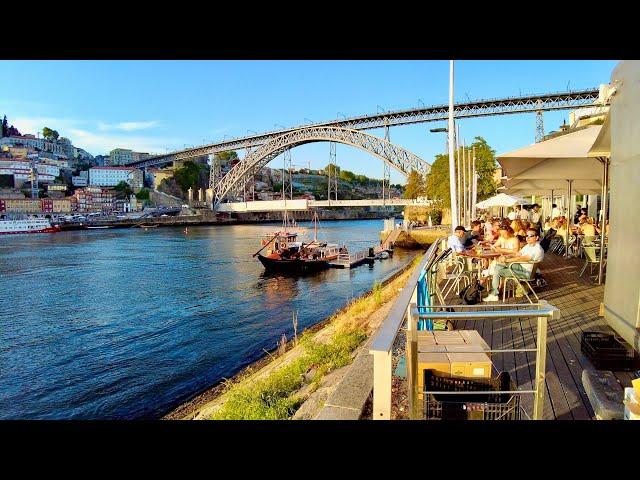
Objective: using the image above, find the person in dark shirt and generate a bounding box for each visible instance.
[463,220,483,247]
[573,205,582,225]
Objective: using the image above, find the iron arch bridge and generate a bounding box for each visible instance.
[210,126,430,209]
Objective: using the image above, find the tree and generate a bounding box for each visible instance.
[339,169,356,183]
[135,188,150,200]
[323,163,340,178]
[213,151,239,165]
[1,115,7,137]
[173,160,203,192]
[42,127,54,140]
[403,169,426,199]
[424,136,498,207]
[114,180,133,198]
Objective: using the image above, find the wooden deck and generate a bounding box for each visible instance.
[447,252,635,420]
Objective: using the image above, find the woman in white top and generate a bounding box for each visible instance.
[481,224,519,285]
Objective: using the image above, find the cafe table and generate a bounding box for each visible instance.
[458,248,502,282]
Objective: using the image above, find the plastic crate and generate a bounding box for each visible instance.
[581,331,636,371]
[422,370,521,420]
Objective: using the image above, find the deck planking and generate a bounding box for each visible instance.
[446,251,635,420]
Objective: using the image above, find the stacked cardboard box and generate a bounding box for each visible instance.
[416,330,493,393]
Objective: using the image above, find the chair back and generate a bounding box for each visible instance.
[529,261,541,279]
[584,246,600,262]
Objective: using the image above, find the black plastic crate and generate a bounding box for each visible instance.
[422,370,521,420]
[581,331,636,371]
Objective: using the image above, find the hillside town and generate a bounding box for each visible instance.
[0,115,403,222]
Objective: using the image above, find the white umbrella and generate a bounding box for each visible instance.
[476,192,527,209]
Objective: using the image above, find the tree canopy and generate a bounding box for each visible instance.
[174,161,206,192]
[403,169,426,199]
[42,127,60,141]
[323,163,340,178]
[424,136,497,208]
[213,151,239,165]
[114,181,133,198]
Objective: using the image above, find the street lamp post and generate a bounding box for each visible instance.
[448,60,458,232]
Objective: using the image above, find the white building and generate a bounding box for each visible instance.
[0,135,69,157]
[89,167,143,189]
[0,158,58,187]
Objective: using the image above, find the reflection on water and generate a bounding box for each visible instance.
[0,220,419,419]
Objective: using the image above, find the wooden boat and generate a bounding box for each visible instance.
[253,211,340,273]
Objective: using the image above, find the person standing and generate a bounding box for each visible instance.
[530,204,542,227]
[519,205,530,221]
[507,207,517,221]
[551,203,561,220]
[574,205,583,224]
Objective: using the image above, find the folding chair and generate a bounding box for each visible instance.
[579,245,605,281]
[501,261,541,304]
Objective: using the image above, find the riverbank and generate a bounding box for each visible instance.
[161,252,422,420]
[58,208,402,231]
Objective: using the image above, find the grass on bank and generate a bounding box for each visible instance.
[208,259,420,420]
[210,327,366,420]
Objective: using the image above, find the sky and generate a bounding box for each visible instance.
[0,60,617,184]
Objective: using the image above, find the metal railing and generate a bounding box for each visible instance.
[369,237,561,420]
[369,238,444,419]
[405,302,560,420]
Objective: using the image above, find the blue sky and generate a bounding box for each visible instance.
[0,60,617,184]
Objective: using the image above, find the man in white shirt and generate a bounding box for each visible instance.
[530,204,542,225]
[483,228,544,301]
[551,203,561,220]
[507,207,517,221]
[447,225,467,253]
[519,205,530,221]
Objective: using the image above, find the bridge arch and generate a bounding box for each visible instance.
[211,126,430,208]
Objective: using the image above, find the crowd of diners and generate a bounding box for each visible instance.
[446,202,609,301]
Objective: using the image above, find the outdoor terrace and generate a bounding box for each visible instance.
[375,242,636,420]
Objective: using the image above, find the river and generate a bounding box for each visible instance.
[0,219,418,419]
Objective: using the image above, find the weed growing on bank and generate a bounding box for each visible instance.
[210,327,366,420]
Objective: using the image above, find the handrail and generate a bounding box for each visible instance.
[370,238,444,353]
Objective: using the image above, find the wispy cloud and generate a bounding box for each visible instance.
[69,129,179,155]
[8,115,181,155]
[98,120,160,132]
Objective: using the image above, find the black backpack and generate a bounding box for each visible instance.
[540,228,556,252]
[459,278,484,305]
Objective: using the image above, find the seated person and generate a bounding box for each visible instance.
[491,224,520,254]
[490,219,502,242]
[483,228,544,301]
[581,217,597,243]
[463,220,483,247]
[480,224,520,283]
[447,225,468,253]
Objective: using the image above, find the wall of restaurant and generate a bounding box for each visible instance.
[603,60,640,351]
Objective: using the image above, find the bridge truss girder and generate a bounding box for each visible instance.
[212,126,430,209]
[128,88,599,170]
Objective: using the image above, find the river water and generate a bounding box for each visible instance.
[0,219,418,419]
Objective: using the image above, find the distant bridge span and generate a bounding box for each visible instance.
[211,126,430,209]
